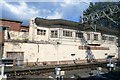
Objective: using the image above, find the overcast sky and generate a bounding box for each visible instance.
[0,0,120,25]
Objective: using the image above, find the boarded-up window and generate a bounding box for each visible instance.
[6,52,24,66]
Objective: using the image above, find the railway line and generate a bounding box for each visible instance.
[5,61,113,78]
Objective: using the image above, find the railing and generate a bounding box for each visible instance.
[4,30,29,41]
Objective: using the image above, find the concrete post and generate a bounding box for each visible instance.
[117,26,120,61]
[29,19,36,41]
[55,68,61,80]
[1,64,5,76]
[118,36,120,61]
[0,27,5,59]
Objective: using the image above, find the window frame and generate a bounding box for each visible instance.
[102,35,107,40]
[76,32,83,38]
[109,37,114,41]
[87,33,90,40]
[94,34,98,41]
[51,30,58,38]
[37,29,46,35]
[63,30,72,37]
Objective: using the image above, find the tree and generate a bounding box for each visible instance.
[83,2,120,30]
[82,2,120,61]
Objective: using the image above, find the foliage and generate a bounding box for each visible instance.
[83,2,120,30]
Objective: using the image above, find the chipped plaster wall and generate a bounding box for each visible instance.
[3,38,118,63]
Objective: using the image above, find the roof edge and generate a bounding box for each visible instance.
[0,18,22,23]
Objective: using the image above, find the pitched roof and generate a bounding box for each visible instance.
[34,17,83,29]
[34,17,119,36]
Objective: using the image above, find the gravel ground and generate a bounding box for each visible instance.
[6,65,120,80]
[7,67,109,80]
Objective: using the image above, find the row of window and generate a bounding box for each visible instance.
[37,29,116,41]
[102,36,115,41]
[37,29,83,38]
[87,34,115,41]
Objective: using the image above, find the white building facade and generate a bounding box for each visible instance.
[3,18,119,66]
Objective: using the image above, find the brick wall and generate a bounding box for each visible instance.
[0,20,21,31]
